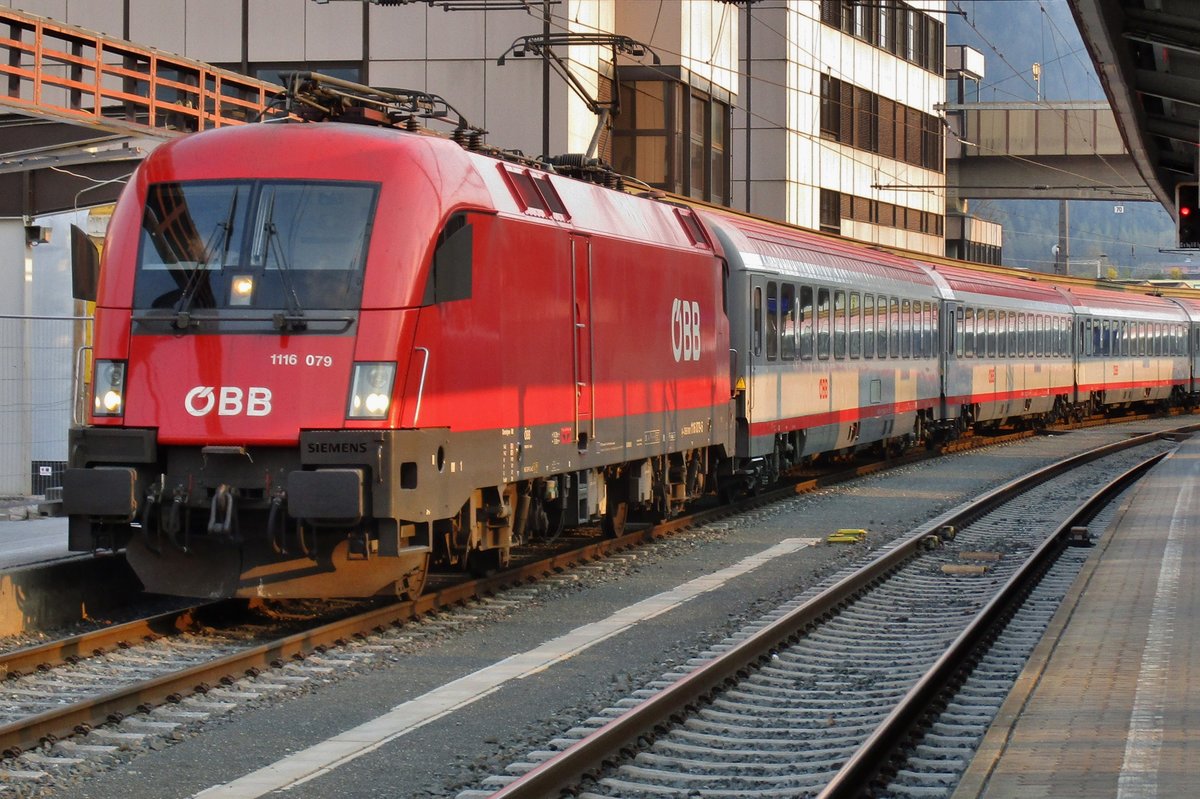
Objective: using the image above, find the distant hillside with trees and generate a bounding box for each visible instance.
[971,199,1186,277]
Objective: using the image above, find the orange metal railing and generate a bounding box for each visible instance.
[0,8,277,136]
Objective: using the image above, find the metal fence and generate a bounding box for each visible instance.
[0,314,91,499]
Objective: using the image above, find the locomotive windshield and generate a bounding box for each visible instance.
[133,179,378,314]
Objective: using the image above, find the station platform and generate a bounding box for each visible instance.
[955,434,1200,798]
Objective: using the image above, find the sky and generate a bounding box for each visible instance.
[949,0,1104,103]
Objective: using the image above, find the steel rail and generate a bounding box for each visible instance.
[819,449,1168,797]
[0,491,746,759]
[0,602,230,681]
[483,426,1195,799]
[2,423,1191,762]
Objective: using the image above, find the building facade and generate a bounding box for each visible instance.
[735,0,948,255]
[3,0,948,255]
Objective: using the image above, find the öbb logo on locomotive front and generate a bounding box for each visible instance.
[184,386,273,417]
[671,298,702,362]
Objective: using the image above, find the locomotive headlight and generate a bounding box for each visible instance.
[92,359,126,417]
[230,274,255,306]
[347,362,396,420]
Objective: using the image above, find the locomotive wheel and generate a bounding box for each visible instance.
[466,546,505,577]
[601,501,628,538]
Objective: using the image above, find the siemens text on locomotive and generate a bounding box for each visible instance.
[62,74,1200,599]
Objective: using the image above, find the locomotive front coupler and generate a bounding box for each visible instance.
[207,484,241,543]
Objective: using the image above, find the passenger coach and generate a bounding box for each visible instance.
[704,210,943,488]
[933,264,1075,431]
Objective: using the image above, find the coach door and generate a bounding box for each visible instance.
[571,235,594,447]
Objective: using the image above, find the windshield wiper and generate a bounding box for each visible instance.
[254,191,307,332]
[174,193,238,330]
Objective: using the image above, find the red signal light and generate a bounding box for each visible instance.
[1178,183,1200,249]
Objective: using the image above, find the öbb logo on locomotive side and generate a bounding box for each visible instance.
[185,386,273,417]
[671,298,701,362]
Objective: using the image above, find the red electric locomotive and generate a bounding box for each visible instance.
[64,77,733,598]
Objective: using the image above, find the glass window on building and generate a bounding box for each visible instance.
[613,71,729,205]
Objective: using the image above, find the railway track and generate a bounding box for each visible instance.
[0,419,1188,787]
[459,428,1187,799]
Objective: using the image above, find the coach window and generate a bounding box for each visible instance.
[834,291,847,358]
[849,293,862,358]
[963,308,974,356]
[1016,314,1026,357]
[888,298,900,356]
[800,286,814,359]
[877,295,889,356]
[920,302,929,357]
[984,309,995,357]
[766,282,779,360]
[924,303,932,356]
[752,287,763,357]
[925,302,935,357]
[955,307,964,357]
[817,288,832,359]
[868,291,878,355]
[898,299,910,358]
[781,284,797,359]
[1006,312,1016,356]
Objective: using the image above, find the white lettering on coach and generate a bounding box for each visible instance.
[671,298,702,362]
[185,386,272,417]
